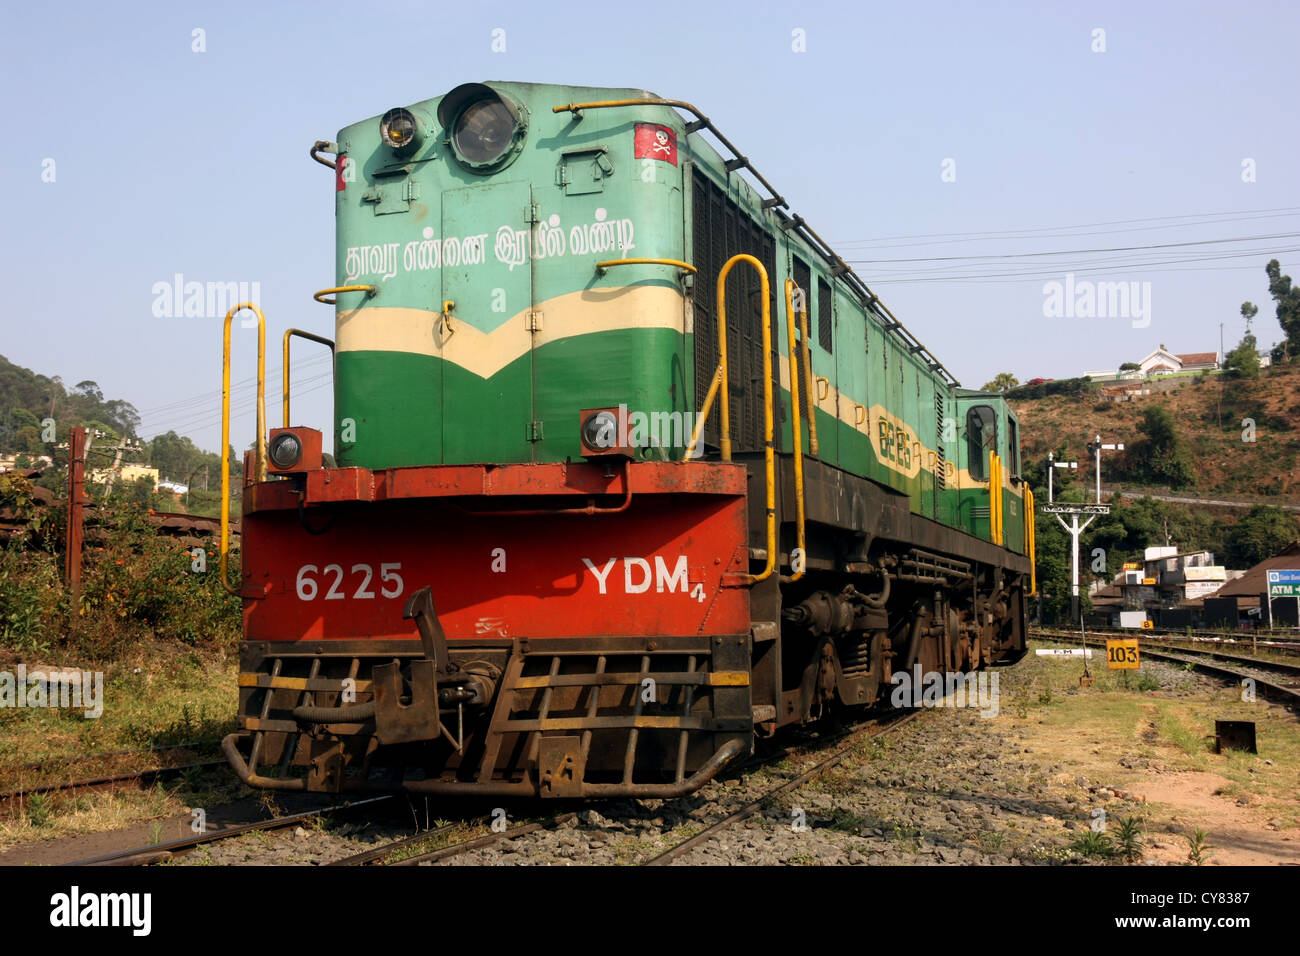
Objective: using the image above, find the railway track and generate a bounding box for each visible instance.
[644,710,919,865]
[65,796,393,866]
[323,710,925,866]
[1031,628,1300,710]
[0,742,229,820]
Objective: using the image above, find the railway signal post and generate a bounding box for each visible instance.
[1086,436,1124,504]
[1041,503,1110,627]
[1046,452,1077,503]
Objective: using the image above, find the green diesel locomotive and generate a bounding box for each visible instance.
[221,81,1033,798]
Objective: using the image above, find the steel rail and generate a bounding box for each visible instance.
[0,760,226,811]
[1031,630,1300,710]
[387,813,579,866]
[65,796,392,866]
[643,711,920,866]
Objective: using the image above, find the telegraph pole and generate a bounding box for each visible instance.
[65,426,87,608]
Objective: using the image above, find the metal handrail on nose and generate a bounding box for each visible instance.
[220,303,267,595]
[282,329,335,428]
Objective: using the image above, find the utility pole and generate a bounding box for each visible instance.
[1218,322,1224,431]
[65,426,87,608]
[97,436,143,495]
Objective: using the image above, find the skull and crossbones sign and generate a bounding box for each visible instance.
[651,130,672,155]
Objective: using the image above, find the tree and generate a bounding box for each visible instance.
[981,372,1019,393]
[1125,405,1194,489]
[1225,506,1298,568]
[1119,362,1140,371]
[1241,301,1258,332]
[1265,259,1300,359]
[1224,333,1261,380]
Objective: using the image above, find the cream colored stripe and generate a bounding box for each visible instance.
[336,285,686,380]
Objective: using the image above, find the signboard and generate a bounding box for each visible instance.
[1040,504,1111,515]
[1034,648,1093,658]
[1122,562,1141,571]
[1142,577,1157,586]
[1106,638,1140,669]
[1266,569,1300,599]
[1140,620,1154,630]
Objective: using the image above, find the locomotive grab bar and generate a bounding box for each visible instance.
[1026,486,1037,595]
[724,255,776,584]
[798,297,819,457]
[220,303,268,596]
[595,258,697,276]
[314,284,377,305]
[782,279,807,584]
[282,329,334,428]
[310,140,339,169]
[686,255,775,584]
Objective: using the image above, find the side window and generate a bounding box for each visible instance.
[792,256,811,312]
[966,405,997,481]
[1008,417,1020,475]
[817,277,833,353]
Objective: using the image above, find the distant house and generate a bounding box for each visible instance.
[89,464,159,487]
[1175,351,1218,372]
[1084,347,1220,382]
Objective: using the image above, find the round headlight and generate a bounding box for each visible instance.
[453,98,517,164]
[380,107,422,153]
[269,432,303,470]
[582,411,619,451]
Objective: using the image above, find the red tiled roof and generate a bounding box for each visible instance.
[1175,352,1218,365]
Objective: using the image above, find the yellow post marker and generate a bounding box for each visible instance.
[1106,638,1141,670]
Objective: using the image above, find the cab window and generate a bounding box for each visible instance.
[966,405,997,481]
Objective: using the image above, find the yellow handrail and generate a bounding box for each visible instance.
[1026,487,1037,595]
[798,296,818,457]
[314,284,376,305]
[717,255,775,584]
[282,329,335,428]
[783,280,806,582]
[595,258,697,275]
[989,452,1003,546]
[221,303,267,596]
[685,366,723,460]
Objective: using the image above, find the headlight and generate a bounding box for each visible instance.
[437,83,527,171]
[380,107,422,154]
[269,432,303,470]
[582,411,618,451]
[453,98,516,164]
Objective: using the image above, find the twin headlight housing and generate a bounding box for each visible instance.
[378,84,527,172]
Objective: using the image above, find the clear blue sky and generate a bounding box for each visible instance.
[3,0,1297,455]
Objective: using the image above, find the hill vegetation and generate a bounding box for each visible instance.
[0,354,238,517]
